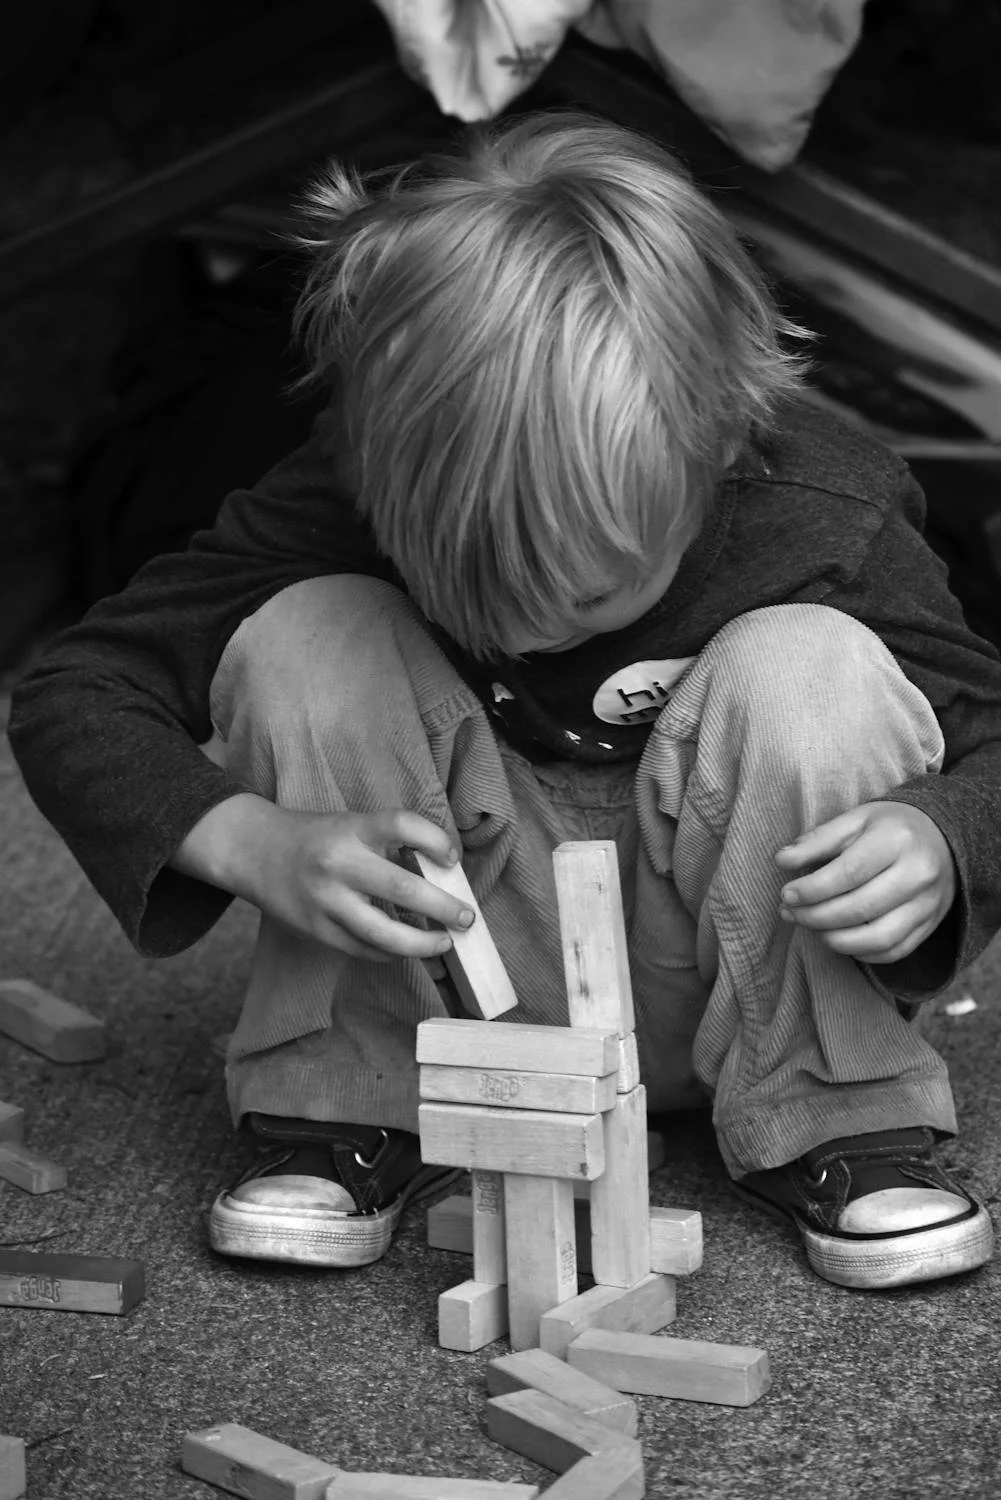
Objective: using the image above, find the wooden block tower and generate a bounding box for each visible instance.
[417,840,688,1353]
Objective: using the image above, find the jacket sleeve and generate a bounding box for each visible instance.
[825,469,1001,1003]
[6,400,397,958]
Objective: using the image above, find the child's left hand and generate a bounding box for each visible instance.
[774,800,958,964]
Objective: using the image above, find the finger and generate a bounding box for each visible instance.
[811,897,933,962]
[371,808,459,867]
[779,836,897,911]
[774,807,870,871]
[352,847,476,931]
[333,891,459,959]
[780,857,907,929]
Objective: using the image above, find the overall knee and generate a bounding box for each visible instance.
[703,603,931,767]
[213,575,419,740]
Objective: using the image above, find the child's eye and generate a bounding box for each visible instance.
[577,591,613,612]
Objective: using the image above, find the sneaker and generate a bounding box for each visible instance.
[732,1127,994,1289]
[208,1115,462,1268]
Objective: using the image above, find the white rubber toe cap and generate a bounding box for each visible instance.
[227,1173,358,1216]
[838,1186,970,1234]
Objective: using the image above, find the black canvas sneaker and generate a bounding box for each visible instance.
[733,1127,994,1289]
[208,1115,462,1268]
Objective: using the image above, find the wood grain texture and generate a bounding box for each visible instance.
[417,1019,617,1078]
[412,853,517,1020]
[539,1276,677,1362]
[486,1390,640,1475]
[486,1348,638,1436]
[566,1329,770,1407]
[553,842,635,1035]
[540,1447,645,1499]
[0,1250,144,1315]
[504,1175,578,1351]
[181,1423,340,1499]
[420,1064,616,1115]
[327,1475,540,1497]
[437,1280,508,1352]
[418,1103,604,1179]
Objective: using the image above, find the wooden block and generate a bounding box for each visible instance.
[573,1134,666,1201]
[649,1207,703,1276]
[181,1423,340,1499]
[428,1195,594,1272]
[472,1170,506,1284]
[327,1475,540,1498]
[0,1250,144,1314]
[504,1176,578,1351]
[539,1276,676,1361]
[553,842,635,1035]
[0,1102,24,1144]
[590,1087,650,1289]
[615,1036,640,1093]
[0,1141,67,1194]
[566,1329,771,1407]
[0,1436,26,1500]
[0,979,105,1062]
[412,852,517,1020]
[438,1280,508,1351]
[427,1193,475,1254]
[485,1390,640,1475]
[486,1349,638,1437]
[417,1019,617,1078]
[540,1448,645,1500]
[420,1064,616,1115]
[418,1103,604,1180]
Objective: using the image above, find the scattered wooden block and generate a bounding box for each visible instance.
[418,1103,604,1180]
[0,1102,24,1144]
[472,1171,506,1284]
[438,1280,508,1352]
[0,1436,26,1500]
[486,1348,638,1437]
[417,1019,617,1078]
[566,1329,770,1407]
[0,1141,67,1194]
[0,1250,144,1315]
[420,1064,616,1115]
[181,1422,340,1499]
[412,852,518,1020]
[541,1447,645,1499]
[486,1389,640,1475]
[539,1275,676,1361]
[589,1087,650,1289]
[327,1475,540,1498]
[0,979,105,1062]
[504,1176,578,1351]
[553,842,635,1035]
[649,1207,702,1276]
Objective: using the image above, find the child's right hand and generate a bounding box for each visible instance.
[172,794,475,962]
[247,805,477,962]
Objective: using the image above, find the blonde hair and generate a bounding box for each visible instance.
[292,108,811,661]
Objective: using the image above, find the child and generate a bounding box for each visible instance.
[8,109,999,1291]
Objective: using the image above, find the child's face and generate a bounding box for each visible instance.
[506,548,682,656]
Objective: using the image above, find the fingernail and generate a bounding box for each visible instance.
[782,888,798,904]
[779,909,794,923]
[457,909,475,929]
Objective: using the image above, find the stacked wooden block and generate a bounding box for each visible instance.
[419,842,691,1356]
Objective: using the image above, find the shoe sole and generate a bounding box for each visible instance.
[208,1166,464,1269]
[733,1183,995,1290]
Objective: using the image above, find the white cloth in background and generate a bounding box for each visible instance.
[369,0,868,172]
